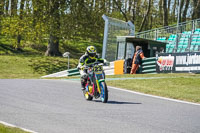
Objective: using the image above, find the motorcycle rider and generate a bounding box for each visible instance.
[77,46,106,91]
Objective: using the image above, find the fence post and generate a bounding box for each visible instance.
[102,15,109,59]
[192,20,195,32]
[128,21,135,36]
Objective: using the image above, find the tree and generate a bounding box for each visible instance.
[178,0,185,23]
[1,0,200,57]
[113,0,128,22]
[139,0,152,32]
[16,0,25,50]
[182,0,190,22]
[0,0,5,16]
[5,0,9,15]
[192,0,200,19]
[11,0,17,16]
[45,0,62,56]
[168,0,171,13]
[159,0,163,22]
[172,0,177,22]
[0,0,5,32]
[163,0,168,26]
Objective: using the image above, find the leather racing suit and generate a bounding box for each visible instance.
[78,53,104,89]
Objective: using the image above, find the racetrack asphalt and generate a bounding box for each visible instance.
[0,79,200,133]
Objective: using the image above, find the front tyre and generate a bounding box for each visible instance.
[100,82,108,103]
[84,91,93,101]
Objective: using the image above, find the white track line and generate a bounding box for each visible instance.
[44,79,200,106]
[108,86,200,106]
[0,121,38,133]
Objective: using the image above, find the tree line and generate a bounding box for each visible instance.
[0,0,199,56]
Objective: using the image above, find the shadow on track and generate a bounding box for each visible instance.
[94,100,141,105]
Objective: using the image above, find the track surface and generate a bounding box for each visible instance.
[0,79,200,133]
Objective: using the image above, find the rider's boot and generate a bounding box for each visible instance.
[81,79,86,91]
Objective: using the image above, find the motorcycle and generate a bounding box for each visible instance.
[81,62,108,103]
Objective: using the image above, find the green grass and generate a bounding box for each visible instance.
[0,123,29,133]
[0,55,78,79]
[0,35,79,79]
[106,74,200,103]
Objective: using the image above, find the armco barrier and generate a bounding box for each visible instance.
[41,62,115,78]
[141,57,157,74]
[67,68,79,73]
[41,70,69,78]
[41,58,156,78]
[67,62,115,76]
[67,68,80,76]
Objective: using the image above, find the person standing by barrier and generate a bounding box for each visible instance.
[130,46,145,74]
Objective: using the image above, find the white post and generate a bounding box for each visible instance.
[63,52,70,70]
[68,55,69,70]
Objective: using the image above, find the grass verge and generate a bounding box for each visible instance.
[0,55,78,79]
[106,74,200,103]
[0,123,29,133]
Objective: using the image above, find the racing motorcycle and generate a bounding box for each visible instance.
[82,62,108,103]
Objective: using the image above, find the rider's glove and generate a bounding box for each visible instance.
[103,59,110,66]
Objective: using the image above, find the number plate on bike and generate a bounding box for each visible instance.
[93,65,103,73]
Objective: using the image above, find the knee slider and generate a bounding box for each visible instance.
[81,73,88,79]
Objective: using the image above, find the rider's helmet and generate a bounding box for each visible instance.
[86,46,96,58]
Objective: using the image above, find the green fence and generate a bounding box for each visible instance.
[141,57,157,74]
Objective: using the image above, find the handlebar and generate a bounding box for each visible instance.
[79,62,103,70]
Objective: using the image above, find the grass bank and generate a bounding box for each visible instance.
[106,74,200,103]
[0,123,29,133]
[0,55,78,79]
[0,35,96,79]
[0,36,79,78]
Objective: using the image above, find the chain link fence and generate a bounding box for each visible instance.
[102,15,134,61]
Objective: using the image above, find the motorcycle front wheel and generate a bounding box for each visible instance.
[100,82,108,103]
[84,91,93,101]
